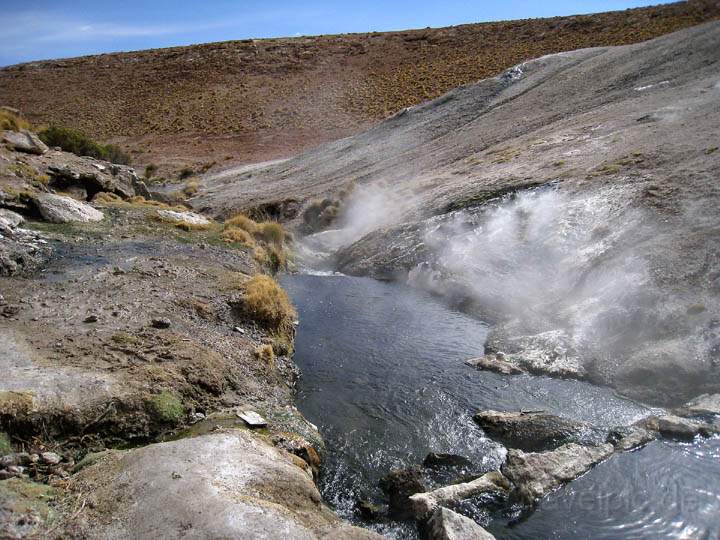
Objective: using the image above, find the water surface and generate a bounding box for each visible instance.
[282,274,720,539]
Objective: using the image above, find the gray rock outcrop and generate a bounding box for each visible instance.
[427,507,496,540]
[2,130,48,155]
[35,193,104,223]
[502,443,614,504]
[68,429,382,539]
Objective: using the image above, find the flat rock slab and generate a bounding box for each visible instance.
[156,209,210,226]
[69,429,382,539]
[2,130,48,155]
[606,425,656,452]
[236,409,267,427]
[35,193,104,223]
[502,442,614,504]
[0,329,120,413]
[474,410,595,452]
[427,507,496,540]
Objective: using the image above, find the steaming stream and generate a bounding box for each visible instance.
[282,186,719,538]
[283,274,720,539]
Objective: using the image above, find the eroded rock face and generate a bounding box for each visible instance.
[409,471,510,520]
[2,130,48,155]
[502,443,614,504]
[68,430,382,539]
[34,193,104,223]
[0,211,50,276]
[427,507,496,540]
[473,410,596,452]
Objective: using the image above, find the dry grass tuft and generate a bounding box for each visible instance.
[241,274,296,335]
[220,227,255,245]
[259,222,284,245]
[225,214,259,235]
[183,179,200,197]
[0,109,30,131]
[254,343,276,369]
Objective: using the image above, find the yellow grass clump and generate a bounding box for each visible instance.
[225,214,259,235]
[220,227,255,246]
[241,274,296,335]
[0,109,30,131]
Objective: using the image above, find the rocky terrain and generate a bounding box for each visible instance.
[0,131,381,538]
[2,8,720,540]
[1,1,719,175]
[193,20,720,407]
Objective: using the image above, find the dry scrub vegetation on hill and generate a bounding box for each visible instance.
[0,1,719,174]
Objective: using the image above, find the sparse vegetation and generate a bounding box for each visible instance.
[254,343,276,369]
[111,331,141,345]
[183,179,200,197]
[178,167,194,180]
[38,125,131,165]
[0,108,30,131]
[220,213,290,270]
[150,391,184,424]
[220,227,255,245]
[260,222,284,245]
[225,214,259,234]
[240,274,296,336]
[0,432,11,454]
[144,163,158,179]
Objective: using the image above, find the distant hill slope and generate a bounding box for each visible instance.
[1,0,718,173]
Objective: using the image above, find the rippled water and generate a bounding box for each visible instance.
[282,274,720,539]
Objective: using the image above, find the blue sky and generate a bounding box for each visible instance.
[0,1,676,66]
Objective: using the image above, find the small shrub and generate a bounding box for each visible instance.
[178,167,194,180]
[259,221,285,245]
[267,245,287,272]
[150,391,184,424]
[38,125,131,165]
[0,432,11,454]
[220,227,255,245]
[271,334,294,356]
[183,179,200,197]
[254,343,276,369]
[225,214,259,235]
[0,109,30,131]
[241,274,296,335]
[144,164,158,179]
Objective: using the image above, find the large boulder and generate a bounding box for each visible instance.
[66,429,382,539]
[473,410,595,451]
[502,443,614,504]
[2,130,48,155]
[409,471,509,520]
[379,466,426,518]
[34,193,103,223]
[426,507,496,540]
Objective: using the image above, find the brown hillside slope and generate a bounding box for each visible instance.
[1,0,718,174]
